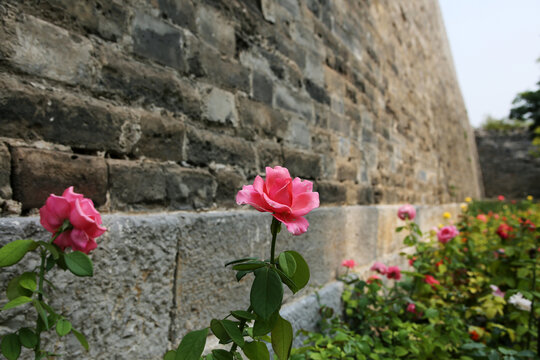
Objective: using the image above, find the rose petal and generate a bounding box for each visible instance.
[291,192,320,217]
[70,228,90,252]
[265,166,291,194]
[69,199,97,233]
[291,177,313,194]
[272,213,309,235]
[62,186,84,202]
[262,193,291,213]
[53,231,72,250]
[236,185,272,212]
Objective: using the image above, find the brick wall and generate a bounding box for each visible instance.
[0,0,482,216]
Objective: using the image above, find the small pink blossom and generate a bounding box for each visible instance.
[386,266,401,280]
[406,303,416,313]
[425,275,440,288]
[498,195,505,201]
[370,261,388,275]
[496,223,512,240]
[367,275,382,284]
[341,259,357,269]
[437,225,459,244]
[236,166,319,235]
[476,214,488,223]
[408,257,417,267]
[490,285,505,298]
[397,204,416,221]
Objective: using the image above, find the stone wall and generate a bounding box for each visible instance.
[475,129,540,199]
[0,0,482,358]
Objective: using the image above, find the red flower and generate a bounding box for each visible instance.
[424,275,440,288]
[435,260,443,267]
[408,257,417,267]
[496,223,512,240]
[498,195,505,201]
[386,266,401,280]
[470,330,480,341]
[476,214,488,223]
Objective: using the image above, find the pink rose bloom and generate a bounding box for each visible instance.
[370,261,388,275]
[341,259,357,269]
[386,266,401,280]
[490,285,505,298]
[496,223,512,240]
[493,214,500,220]
[406,303,416,313]
[397,204,416,221]
[437,225,459,244]
[40,187,106,254]
[424,275,440,288]
[498,195,505,201]
[367,274,381,284]
[408,257,417,267]
[236,166,319,235]
[476,214,488,223]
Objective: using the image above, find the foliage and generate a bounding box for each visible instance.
[510,81,540,131]
[293,198,540,359]
[481,116,531,132]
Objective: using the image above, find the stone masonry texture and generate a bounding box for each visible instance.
[0,0,483,358]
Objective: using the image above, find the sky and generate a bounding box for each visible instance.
[439,0,540,128]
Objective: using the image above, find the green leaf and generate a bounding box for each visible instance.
[220,320,244,347]
[425,308,439,319]
[286,251,310,291]
[18,328,38,349]
[243,341,270,360]
[1,334,21,360]
[56,318,72,336]
[211,349,233,360]
[275,268,299,294]
[250,267,283,320]
[225,257,259,267]
[278,252,297,278]
[18,272,37,292]
[395,346,408,357]
[2,296,33,310]
[211,319,231,344]
[253,312,278,336]
[0,240,38,267]
[236,271,249,282]
[72,329,89,351]
[64,251,93,277]
[232,262,266,271]
[33,300,49,330]
[271,315,293,360]
[6,275,32,301]
[164,350,177,360]
[45,255,56,272]
[38,241,60,260]
[231,310,257,321]
[176,328,208,360]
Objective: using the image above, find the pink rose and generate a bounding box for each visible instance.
[437,225,459,244]
[406,303,416,313]
[498,195,505,201]
[490,285,505,298]
[424,275,440,288]
[367,274,381,284]
[476,214,487,223]
[397,204,416,221]
[496,223,512,240]
[408,257,417,267]
[386,266,401,280]
[236,166,319,235]
[370,261,388,275]
[40,187,106,254]
[341,259,357,269]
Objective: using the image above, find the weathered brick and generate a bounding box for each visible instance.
[132,13,186,72]
[283,148,321,180]
[357,186,375,204]
[304,78,330,105]
[0,143,12,199]
[285,118,311,150]
[0,14,95,86]
[337,162,358,182]
[196,6,236,57]
[257,141,284,172]
[11,147,107,210]
[0,76,138,154]
[252,72,273,106]
[165,165,216,210]
[186,127,256,174]
[214,167,246,207]
[201,87,238,126]
[157,0,197,33]
[197,45,250,92]
[274,84,313,121]
[315,181,347,204]
[131,113,185,162]
[98,48,201,118]
[108,159,166,209]
[236,94,288,139]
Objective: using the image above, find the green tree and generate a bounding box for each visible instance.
[509,81,540,131]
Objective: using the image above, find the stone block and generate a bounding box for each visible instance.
[132,13,186,72]
[0,76,139,154]
[165,165,216,210]
[201,87,238,127]
[304,78,330,105]
[274,84,313,121]
[0,14,95,86]
[314,181,347,205]
[214,167,246,207]
[11,147,107,211]
[108,159,167,210]
[157,0,197,33]
[283,148,322,180]
[285,118,311,150]
[0,143,12,199]
[252,71,274,106]
[257,141,284,173]
[197,44,250,93]
[132,112,185,162]
[196,6,236,57]
[337,162,358,182]
[185,126,257,175]
[236,94,288,139]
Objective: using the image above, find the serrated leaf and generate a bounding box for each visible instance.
[176,328,207,360]
[0,240,38,267]
[56,318,72,336]
[1,334,20,360]
[243,341,270,360]
[18,328,38,349]
[2,296,33,310]
[64,251,93,277]
[72,329,89,351]
[271,315,292,360]
[285,251,309,291]
[250,267,283,320]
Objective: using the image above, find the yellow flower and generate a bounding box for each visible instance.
[465,197,472,203]
[438,223,444,229]
[443,212,451,219]
[527,195,533,201]
[460,203,468,212]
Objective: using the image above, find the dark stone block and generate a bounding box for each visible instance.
[0,143,11,199]
[314,181,347,204]
[158,0,197,32]
[304,78,330,105]
[283,148,322,180]
[132,113,185,162]
[214,168,245,207]
[12,147,107,210]
[252,72,273,106]
[165,165,216,209]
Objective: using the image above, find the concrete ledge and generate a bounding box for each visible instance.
[0,203,460,359]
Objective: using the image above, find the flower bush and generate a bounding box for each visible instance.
[292,198,539,359]
[0,187,105,360]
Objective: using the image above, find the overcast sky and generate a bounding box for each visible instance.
[439,0,540,128]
